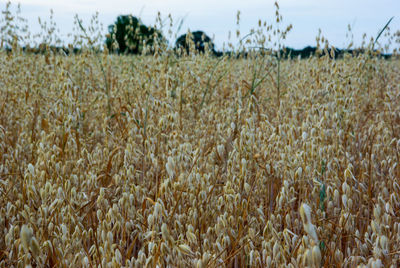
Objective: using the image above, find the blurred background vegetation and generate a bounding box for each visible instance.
[0,1,397,59]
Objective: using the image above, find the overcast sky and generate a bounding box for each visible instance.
[3,0,399,50]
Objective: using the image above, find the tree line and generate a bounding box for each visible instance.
[9,14,392,59]
[103,15,392,59]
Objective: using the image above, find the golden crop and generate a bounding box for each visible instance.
[0,3,400,267]
[1,46,399,267]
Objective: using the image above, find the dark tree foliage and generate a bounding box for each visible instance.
[105,15,164,54]
[281,46,391,59]
[175,31,215,54]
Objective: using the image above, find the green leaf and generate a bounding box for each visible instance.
[319,183,327,211]
[320,241,326,251]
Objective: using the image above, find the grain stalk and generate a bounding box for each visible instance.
[76,16,112,116]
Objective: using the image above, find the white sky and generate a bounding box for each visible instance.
[3,0,400,50]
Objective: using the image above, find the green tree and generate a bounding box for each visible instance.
[105,15,164,54]
[175,31,215,54]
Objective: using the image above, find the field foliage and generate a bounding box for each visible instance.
[0,2,400,267]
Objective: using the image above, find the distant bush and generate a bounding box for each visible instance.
[175,31,216,55]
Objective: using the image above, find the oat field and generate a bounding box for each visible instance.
[1,6,400,268]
